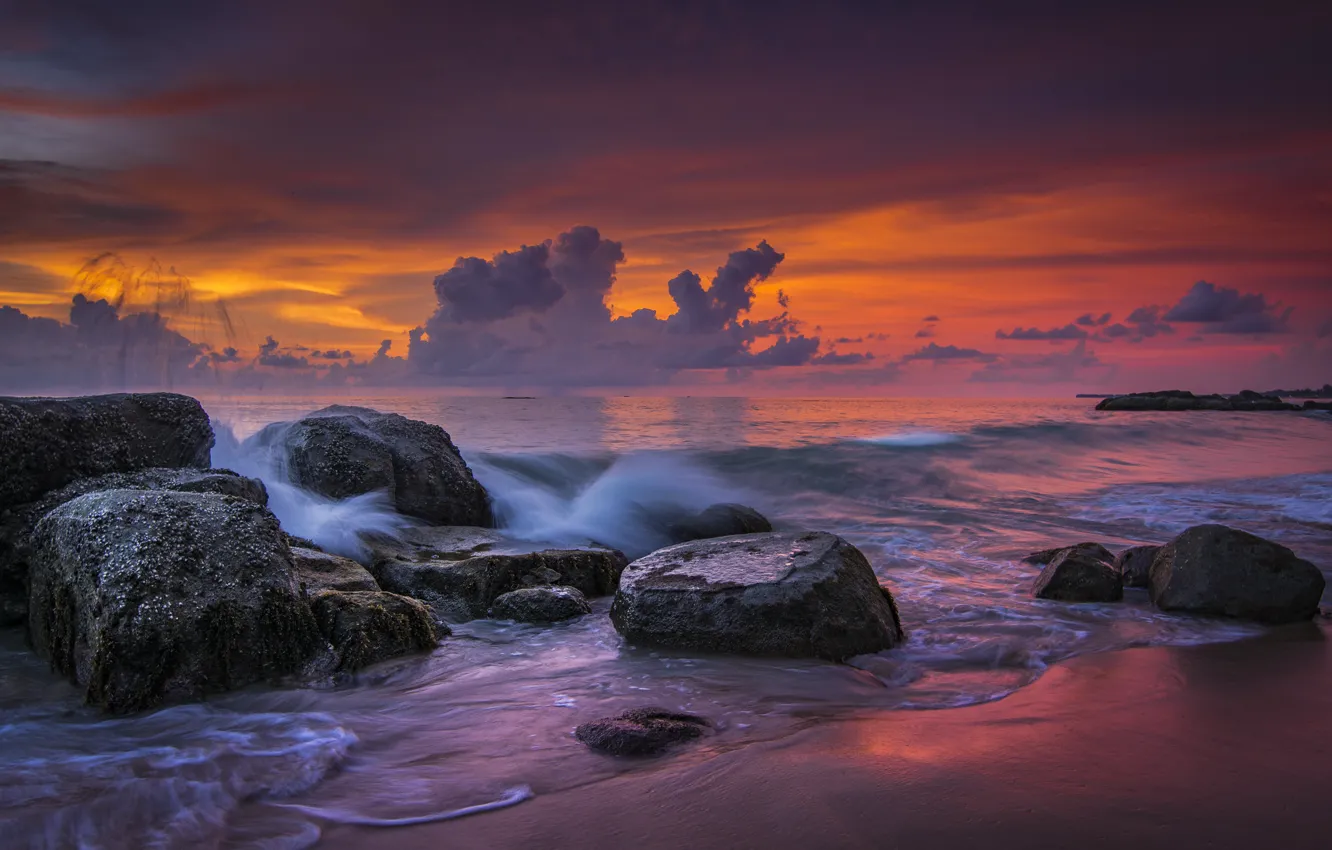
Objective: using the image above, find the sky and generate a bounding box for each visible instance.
[1,0,1329,395]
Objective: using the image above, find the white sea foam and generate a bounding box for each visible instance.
[857,430,962,447]
[210,421,413,561]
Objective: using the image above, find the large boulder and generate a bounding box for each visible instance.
[667,503,772,544]
[1149,525,1326,623]
[245,406,491,526]
[1115,544,1161,589]
[1022,541,1114,567]
[291,546,379,592]
[575,708,711,756]
[372,544,627,623]
[0,393,213,513]
[610,531,905,660]
[491,586,591,623]
[1032,545,1123,602]
[308,590,440,672]
[0,468,267,628]
[27,489,327,713]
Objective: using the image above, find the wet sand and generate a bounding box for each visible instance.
[320,623,1332,850]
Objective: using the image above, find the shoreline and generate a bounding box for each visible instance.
[316,622,1332,849]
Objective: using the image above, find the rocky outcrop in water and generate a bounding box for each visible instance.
[308,589,440,672]
[0,393,214,513]
[667,503,772,544]
[490,586,591,623]
[0,468,267,627]
[574,708,711,756]
[1032,544,1123,602]
[1096,390,1300,412]
[1149,524,1326,623]
[27,489,327,713]
[1114,544,1161,589]
[245,405,492,526]
[610,531,905,660]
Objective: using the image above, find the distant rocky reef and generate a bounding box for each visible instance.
[1095,389,1332,412]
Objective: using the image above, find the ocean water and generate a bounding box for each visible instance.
[2,396,1329,848]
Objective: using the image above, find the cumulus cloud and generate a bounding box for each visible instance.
[408,227,824,385]
[914,327,936,338]
[1161,280,1293,334]
[995,323,1088,341]
[922,315,941,322]
[902,342,999,363]
[1096,305,1174,342]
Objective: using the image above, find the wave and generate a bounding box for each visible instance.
[211,422,413,561]
[472,452,749,558]
[856,430,962,447]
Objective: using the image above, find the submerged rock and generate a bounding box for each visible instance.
[1022,542,1114,567]
[27,489,326,713]
[1149,524,1325,623]
[1115,544,1161,589]
[610,531,905,660]
[667,503,772,544]
[490,586,591,623]
[1032,545,1123,602]
[575,708,711,756]
[292,547,380,592]
[0,468,268,628]
[245,405,491,526]
[373,544,627,623]
[0,393,214,513]
[308,590,440,672]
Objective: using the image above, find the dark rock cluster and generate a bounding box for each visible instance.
[1094,390,1318,412]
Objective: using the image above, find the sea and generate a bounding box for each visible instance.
[2,395,1329,848]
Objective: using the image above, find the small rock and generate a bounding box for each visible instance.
[491,586,591,623]
[292,547,380,592]
[1149,524,1325,623]
[308,590,440,672]
[1114,544,1161,589]
[1032,545,1123,602]
[667,503,772,544]
[575,708,711,756]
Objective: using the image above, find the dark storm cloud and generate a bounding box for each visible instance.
[1160,281,1293,334]
[4,2,1330,249]
[995,323,1088,341]
[433,245,562,324]
[902,343,999,364]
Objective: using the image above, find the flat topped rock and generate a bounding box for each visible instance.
[366,526,584,563]
[620,532,835,590]
[612,531,905,661]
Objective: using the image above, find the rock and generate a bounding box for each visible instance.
[491,586,591,623]
[0,468,268,628]
[610,531,905,660]
[26,489,326,713]
[292,547,380,592]
[667,503,772,543]
[1149,524,1326,623]
[0,393,214,513]
[1114,544,1161,589]
[308,590,440,672]
[245,406,491,526]
[372,543,627,623]
[574,708,711,756]
[1032,545,1123,602]
[1095,391,1299,412]
[1022,541,1114,566]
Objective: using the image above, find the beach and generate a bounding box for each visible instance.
[319,622,1332,850]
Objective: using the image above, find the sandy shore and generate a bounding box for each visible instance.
[319,623,1331,850]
